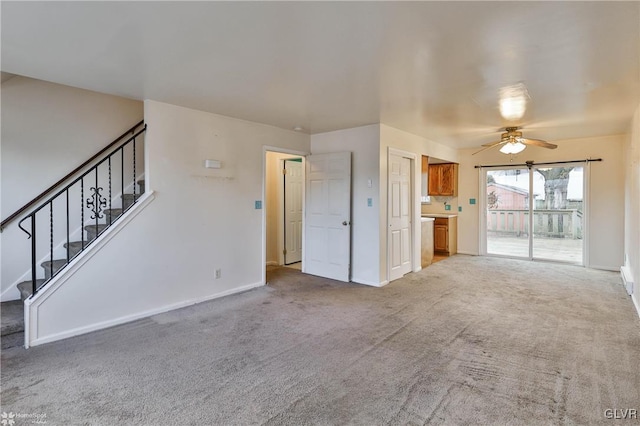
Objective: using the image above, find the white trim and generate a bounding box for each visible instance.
[457,250,479,256]
[25,191,155,347]
[262,146,310,287]
[587,264,620,272]
[351,277,387,287]
[28,280,264,347]
[631,294,640,319]
[266,261,279,266]
[583,162,591,268]
[386,147,418,284]
[478,167,487,255]
[621,265,634,295]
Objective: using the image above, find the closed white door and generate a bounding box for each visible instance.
[305,152,351,282]
[284,159,303,264]
[389,153,412,281]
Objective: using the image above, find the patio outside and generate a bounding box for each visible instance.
[486,167,583,264]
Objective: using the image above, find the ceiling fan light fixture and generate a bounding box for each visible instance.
[499,140,526,154]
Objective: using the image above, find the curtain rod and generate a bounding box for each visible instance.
[474,158,602,169]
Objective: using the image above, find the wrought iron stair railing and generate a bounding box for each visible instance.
[12,122,147,299]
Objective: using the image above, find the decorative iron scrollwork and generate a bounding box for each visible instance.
[86,186,107,219]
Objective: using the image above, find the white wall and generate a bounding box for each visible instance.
[1,76,143,300]
[26,100,310,345]
[624,105,640,312]
[265,151,302,265]
[379,124,458,282]
[457,135,626,270]
[311,125,381,286]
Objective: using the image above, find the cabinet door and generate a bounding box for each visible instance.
[440,163,455,196]
[434,224,448,252]
[428,164,441,195]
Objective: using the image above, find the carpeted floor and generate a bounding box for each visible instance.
[1,255,639,425]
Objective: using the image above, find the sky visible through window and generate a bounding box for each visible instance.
[491,168,583,201]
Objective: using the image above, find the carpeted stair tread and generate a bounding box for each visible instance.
[64,241,85,258]
[41,259,68,279]
[104,208,123,224]
[122,193,142,209]
[17,279,46,301]
[104,208,123,216]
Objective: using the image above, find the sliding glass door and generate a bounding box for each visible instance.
[484,164,584,264]
[486,167,531,258]
[532,165,584,263]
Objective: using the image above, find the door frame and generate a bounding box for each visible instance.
[262,146,309,285]
[479,162,589,266]
[386,147,420,283]
[281,157,303,265]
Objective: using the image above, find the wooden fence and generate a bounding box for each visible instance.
[487,209,582,239]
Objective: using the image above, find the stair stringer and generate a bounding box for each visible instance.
[24,191,155,348]
[1,173,146,303]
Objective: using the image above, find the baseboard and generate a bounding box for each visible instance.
[456,251,479,256]
[588,264,619,272]
[28,280,265,347]
[351,277,387,287]
[265,261,279,266]
[632,294,640,319]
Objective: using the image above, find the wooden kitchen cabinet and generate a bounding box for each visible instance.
[433,217,457,255]
[428,163,458,196]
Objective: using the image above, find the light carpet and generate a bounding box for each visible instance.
[1,255,639,425]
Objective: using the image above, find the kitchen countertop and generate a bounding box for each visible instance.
[421,213,458,218]
[420,217,434,221]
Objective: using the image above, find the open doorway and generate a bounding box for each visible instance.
[264,150,306,279]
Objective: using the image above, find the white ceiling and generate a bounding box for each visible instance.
[2,2,639,148]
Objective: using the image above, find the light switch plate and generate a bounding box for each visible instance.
[445,204,451,211]
[458,206,462,212]
[469,198,476,205]
[255,200,262,209]
[367,198,372,207]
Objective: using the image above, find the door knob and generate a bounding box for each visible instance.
[342,221,348,226]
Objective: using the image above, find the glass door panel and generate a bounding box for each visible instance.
[532,166,583,263]
[486,168,531,258]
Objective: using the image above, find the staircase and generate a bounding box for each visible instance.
[17,180,145,300]
[0,121,147,348]
[0,180,145,349]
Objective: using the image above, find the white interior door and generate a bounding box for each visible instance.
[389,153,412,281]
[304,152,351,282]
[284,159,303,264]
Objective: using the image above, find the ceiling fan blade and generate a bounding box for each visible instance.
[472,145,500,155]
[521,138,557,149]
[481,140,508,148]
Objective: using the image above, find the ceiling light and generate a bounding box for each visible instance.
[499,140,526,154]
[292,126,304,132]
[499,83,529,121]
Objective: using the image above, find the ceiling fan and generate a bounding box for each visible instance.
[473,127,557,155]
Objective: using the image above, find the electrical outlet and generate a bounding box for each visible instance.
[215,269,221,279]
